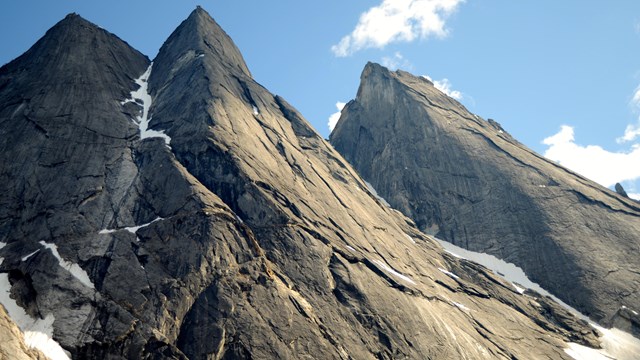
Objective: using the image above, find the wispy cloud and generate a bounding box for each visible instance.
[332,0,464,57]
[423,75,462,100]
[617,86,640,143]
[633,86,640,105]
[328,101,347,131]
[621,179,640,200]
[381,52,413,70]
[542,125,640,187]
[618,123,640,143]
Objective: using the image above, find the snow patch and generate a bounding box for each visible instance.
[124,217,163,234]
[566,325,640,360]
[453,302,470,311]
[372,259,415,285]
[252,105,259,116]
[0,274,71,359]
[435,238,550,298]
[444,249,463,258]
[620,305,638,315]
[438,267,459,279]
[434,237,640,360]
[100,217,164,235]
[39,241,94,289]
[365,181,390,206]
[512,283,526,294]
[21,249,40,262]
[346,245,356,252]
[404,234,416,244]
[0,242,6,250]
[122,64,171,147]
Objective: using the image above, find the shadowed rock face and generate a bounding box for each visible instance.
[616,183,630,198]
[330,62,640,333]
[0,8,607,359]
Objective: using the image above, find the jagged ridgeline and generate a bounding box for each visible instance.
[330,63,640,336]
[0,6,630,359]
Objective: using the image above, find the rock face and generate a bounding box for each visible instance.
[330,62,640,332]
[616,183,630,198]
[0,8,611,359]
[0,305,47,360]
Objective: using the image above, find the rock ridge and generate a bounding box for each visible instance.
[330,62,640,333]
[0,8,626,359]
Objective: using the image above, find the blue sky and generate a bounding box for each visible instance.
[1,1,639,197]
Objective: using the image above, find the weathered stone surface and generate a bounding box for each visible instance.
[611,306,640,337]
[330,62,640,332]
[0,305,47,360]
[0,8,611,359]
[616,183,630,198]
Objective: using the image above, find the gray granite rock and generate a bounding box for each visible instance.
[330,62,640,333]
[616,183,629,198]
[0,8,610,359]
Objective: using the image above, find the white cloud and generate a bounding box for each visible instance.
[423,75,462,100]
[328,101,347,131]
[332,0,464,57]
[618,123,640,143]
[618,86,640,143]
[432,78,462,100]
[381,52,413,70]
[542,125,640,187]
[633,87,640,106]
[619,180,640,200]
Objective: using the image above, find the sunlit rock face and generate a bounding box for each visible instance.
[0,8,614,359]
[331,62,640,333]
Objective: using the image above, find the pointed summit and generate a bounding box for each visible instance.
[151,6,251,85]
[2,10,631,359]
[147,6,268,146]
[0,12,148,100]
[331,62,640,331]
[2,12,146,69]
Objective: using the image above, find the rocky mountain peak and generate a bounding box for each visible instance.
[1,10,638,360]
[360,62,434,89]
[347,62,466,126]
[332,62,465,153]
[361,61,385,77]
[151,7,251,89]
[3,12,139,69]
[0,12,148,104]
[59,12,87,25]
[47,12,92,33]
[331,62,640,334]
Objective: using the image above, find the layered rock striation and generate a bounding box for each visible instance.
[330,62,640,333]
[0,8,616,359]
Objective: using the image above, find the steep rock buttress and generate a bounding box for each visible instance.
[330,62,640,334]
[0,8,618,359]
